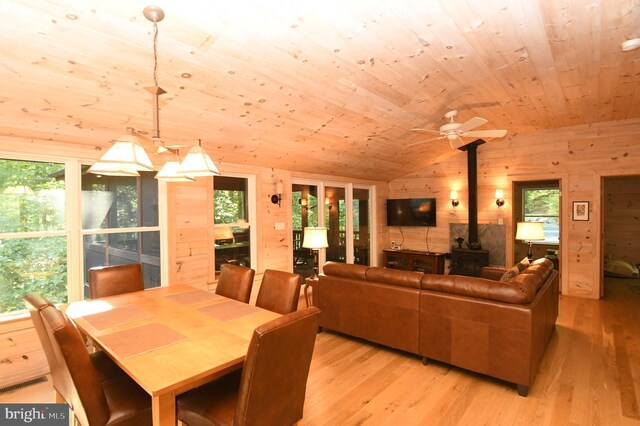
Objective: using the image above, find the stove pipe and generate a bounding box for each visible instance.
[459,139,485,250]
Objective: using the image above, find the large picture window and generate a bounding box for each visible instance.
[81,169,161,298]
[0,156,164,316]
[0,159,67,314]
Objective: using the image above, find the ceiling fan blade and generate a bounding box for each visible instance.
[457,117,488,133]
[408,135,446,147]
[462,129,507,138]
[410,128,442,135]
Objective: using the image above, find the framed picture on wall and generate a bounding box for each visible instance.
[572,201,589,221]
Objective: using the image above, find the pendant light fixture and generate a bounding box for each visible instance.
[178,139,221,177]
[89,6,219,180]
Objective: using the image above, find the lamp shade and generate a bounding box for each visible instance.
[214,226,234,241]
[87,161,140,177]
[450,190,458,200]
[93,135,154,171]
[155,161,195,182]
[495,189,504,199]
[178,145,220,176]
[515,222,545,241]
[302,227,328,249]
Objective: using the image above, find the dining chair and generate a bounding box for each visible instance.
[215,264,255,303]
[177,307,321,426]
[255,269,302,315]
[23,293,121,387]
[39,304,152,426]
[88,263,144,299]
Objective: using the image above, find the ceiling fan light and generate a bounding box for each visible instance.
[178,145,220,176]
[94,135,154,172]
[87,161,141,177]
[155,161,195,182]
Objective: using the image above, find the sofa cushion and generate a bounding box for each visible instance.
[515,257,530,272]
[365,267,423,289]
[322,261,368,280]
[499,265,520,282]
[421,274,536,304]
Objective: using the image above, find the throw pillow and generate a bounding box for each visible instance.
[516,257,530,272]
[499,265,520,282]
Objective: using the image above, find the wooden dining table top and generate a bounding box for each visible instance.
[65,284,281,426]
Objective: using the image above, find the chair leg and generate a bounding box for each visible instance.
[516,384,529,397]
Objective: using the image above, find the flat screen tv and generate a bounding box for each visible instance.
[386,198,436,227]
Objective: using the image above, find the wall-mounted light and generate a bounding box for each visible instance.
[300,197,308,210]
[325,197,333,210]
[271,181,284,207]
[450,190,459,207]
[495,189,505,207]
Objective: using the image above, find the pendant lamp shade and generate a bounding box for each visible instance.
[92,135,154,172]
[178,145,220,176]
[86,161,140,177]
[155,161,195,182]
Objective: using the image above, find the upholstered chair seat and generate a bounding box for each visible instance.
[255,269,302,315]
[88,263,145,299]
[177,307,320,426]
[39,304,152,426]
[215,264,255,303]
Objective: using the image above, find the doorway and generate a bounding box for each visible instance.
[602,175,640,297]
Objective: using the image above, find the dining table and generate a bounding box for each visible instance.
[64,284,281,426]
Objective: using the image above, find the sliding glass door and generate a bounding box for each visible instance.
[291,180,375,272]
[292,184,319,276]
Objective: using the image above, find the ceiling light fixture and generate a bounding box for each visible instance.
[88,6,219,180]
[621,38,640,51]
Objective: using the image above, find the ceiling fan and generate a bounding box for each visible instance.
[409,110,507,150]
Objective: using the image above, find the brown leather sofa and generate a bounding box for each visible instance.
[314,258,559,396]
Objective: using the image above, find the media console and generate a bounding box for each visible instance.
[382,249,445,275]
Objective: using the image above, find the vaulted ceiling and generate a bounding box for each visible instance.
[1,0,638,181]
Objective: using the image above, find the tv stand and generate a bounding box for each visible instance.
[383,249,445,274]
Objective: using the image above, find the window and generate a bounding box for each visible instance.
[522,188,560,244]
[214,175,255,274]
[0,156,164,316]
[0,159,67,314]
[81,169,161,298]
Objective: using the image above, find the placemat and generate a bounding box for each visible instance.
[83,305,153,330]
[198,300,262,322]
[99,323,187,358]
[165,289,224,305]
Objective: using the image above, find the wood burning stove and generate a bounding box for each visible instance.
[451,139,489,276]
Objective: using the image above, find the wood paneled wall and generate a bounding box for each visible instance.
[388,118,640,299]
[603,175,640,263]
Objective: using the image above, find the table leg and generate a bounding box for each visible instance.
[152,392,176,426]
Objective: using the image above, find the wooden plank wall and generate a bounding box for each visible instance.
[603,175,640,263]
[0,318,49,388]
[388,118,640,299]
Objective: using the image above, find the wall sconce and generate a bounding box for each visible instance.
[495,189,505,207]
[271,181,284,207]
[325,197,333,210]
[450,190,459,207]
[300,197,308,210]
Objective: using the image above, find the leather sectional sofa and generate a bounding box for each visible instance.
[313,258,559,396]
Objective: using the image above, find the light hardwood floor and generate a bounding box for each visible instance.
[3,278,639,425]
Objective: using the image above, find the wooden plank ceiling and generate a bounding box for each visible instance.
[0,0,638,181]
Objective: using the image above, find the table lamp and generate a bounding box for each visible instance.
[515,222,545,260]
[302,227,328,279]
